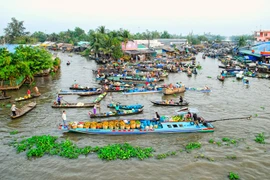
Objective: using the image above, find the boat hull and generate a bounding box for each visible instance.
[90,109,143,118]
[151,101,189,106]
[61,121,214,135]
[11,102,36,119]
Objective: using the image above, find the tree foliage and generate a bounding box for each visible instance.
[0,46,54,81]
[4,17,29,43]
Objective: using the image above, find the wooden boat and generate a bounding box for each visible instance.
[15,94,41,102]
[0,96,11,100]
[59,118,214,135]
[185,87,211,93]
[77,91,102,96]
[107,103,144,110]
[58,89,101,95]
[122,88,162,95]
[217,75,225,81]
[10,102,36,119]
[163,86,186,95]
[151,100,189,106]
[52,102,96,108]
[90,109,143,118]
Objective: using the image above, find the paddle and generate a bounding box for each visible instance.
[61,98,70,104]
[206,115,252,123]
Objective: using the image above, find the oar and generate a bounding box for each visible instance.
[61,98,70,104]
[206,115,252,123]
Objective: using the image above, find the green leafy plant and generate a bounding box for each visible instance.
[10,130,19,135]
[226,155,237,160]
[255,133,265,144]
[228,172,239,180]
[209,139,214,143]
[185,142,201,152]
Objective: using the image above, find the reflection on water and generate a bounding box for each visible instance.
[0,53,269,180]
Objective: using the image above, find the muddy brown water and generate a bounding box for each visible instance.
[0,53,269,180]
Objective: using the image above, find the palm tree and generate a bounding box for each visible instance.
[97,26,107,34]
[238,36,247,47]
[120,29,131,49]
[89,31,102,58]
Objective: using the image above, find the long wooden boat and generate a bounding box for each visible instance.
[69,86,99,91]
[107,103,144,110]
[77,91,103,96]
[58,90,101,95]
[185,87,211,93]
[15,94,41,102]
[151,100,189,106]
[59,118,214,135]
[90,109,143,118]
[10,102,36,119]
[122,88,162,95]
[0,96,11,100]
[163,86,186,95]
[52,102,96,108]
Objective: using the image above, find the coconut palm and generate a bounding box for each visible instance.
[97,26,107,34]
[89,31,103,58]
[238,36,247,47]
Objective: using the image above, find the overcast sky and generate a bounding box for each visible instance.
[0,0,269,36]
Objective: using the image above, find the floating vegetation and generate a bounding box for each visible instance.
[226,155,237,160]
[207,76,212,78]
[156,151,177,160]
[255,133,265,144]
[185,142,201,152]
[12,135,154,160]
[10,130,19,135]
[97,143,154,161]
[260,106,265,110]
[209,138,238,147]
[228,172,239,180]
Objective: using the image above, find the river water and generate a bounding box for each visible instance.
[0,53,269,180]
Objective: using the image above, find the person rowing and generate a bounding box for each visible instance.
[179,96,183,104]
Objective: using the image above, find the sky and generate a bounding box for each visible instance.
[0,0,269,36]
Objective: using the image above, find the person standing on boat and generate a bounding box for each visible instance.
[179,96,183,104]
[1,90,7,97]
[27,89,31,98]
[154,112,160,121]
[62,110,67,127]
[11,104,18,116]
[115,103,120,113]
[57,95,63,105]
[93,104,97,115]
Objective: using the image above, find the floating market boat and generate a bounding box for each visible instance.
[0,96,11,100]
[163,86,186,95]
[92,92,107,103]
[52,102,96,108]
[122,88,163,95]
[151,100,189,106]
[58,89,101,95]
[217,75,225,81]
[90,109,143,118]
[59,118,214,135]
[107,103,144,110]
[77,91,103,96]
[15,94,41,102]
[10,102,36,119]
[185,87,211,93]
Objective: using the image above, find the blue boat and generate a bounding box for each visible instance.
[59,119,214,135]
[122,88,162,95]
[107,103,144,110]
[185,87,211,93]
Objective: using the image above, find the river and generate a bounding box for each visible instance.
[0,52,269,180]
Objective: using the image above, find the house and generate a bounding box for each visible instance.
[254,30,270,42]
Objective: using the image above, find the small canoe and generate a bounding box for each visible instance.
[60,118,214,135]
[90,109,143,118]
[185,87,211,93]
[10,102,36,119]
[217,75,225,81]
[0,96,11,100]
[52,102,96,108]
[15,94,41,102]
[77,91,102,96]
[151,101,189,106]
[107,103,144,110]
